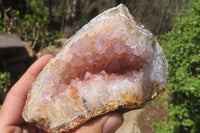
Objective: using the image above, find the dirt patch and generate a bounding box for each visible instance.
[116,109,143,133]
[117,91,168,133]
[137,91,168,133]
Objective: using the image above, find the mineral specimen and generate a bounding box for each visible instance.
[22,4,168,133]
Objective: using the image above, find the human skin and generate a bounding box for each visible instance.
[0,54,124,133]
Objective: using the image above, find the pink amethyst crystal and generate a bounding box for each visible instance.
[22,4,168,133]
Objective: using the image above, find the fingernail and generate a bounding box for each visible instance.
[103,113,124,133]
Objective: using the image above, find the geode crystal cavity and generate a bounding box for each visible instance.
[22,4,168,133]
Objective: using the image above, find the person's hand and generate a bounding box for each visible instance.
[0,54,124,133]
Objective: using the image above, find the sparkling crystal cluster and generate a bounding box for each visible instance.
[55,32,144,84]
[22,4,168,133]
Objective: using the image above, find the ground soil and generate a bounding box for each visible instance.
[116,91,168,133]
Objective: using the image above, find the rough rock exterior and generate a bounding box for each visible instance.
[22,4,168,133]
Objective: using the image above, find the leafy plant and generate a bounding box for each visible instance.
[0,12,6,33]
[2,0,62,51]
[22,0,50,49]
[153,0,200,133]
[78,16,88,27]
[0,72,11,104]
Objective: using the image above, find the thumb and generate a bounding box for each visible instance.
[73,113,124,133]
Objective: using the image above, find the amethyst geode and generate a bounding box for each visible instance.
[22,4,168,132]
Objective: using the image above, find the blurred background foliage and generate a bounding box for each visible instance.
[153,0,200,133]
[0,72,10,104]
[0,0,200,132]
[0,0,190,51]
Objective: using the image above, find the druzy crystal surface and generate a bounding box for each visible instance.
[22,4,168,133]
